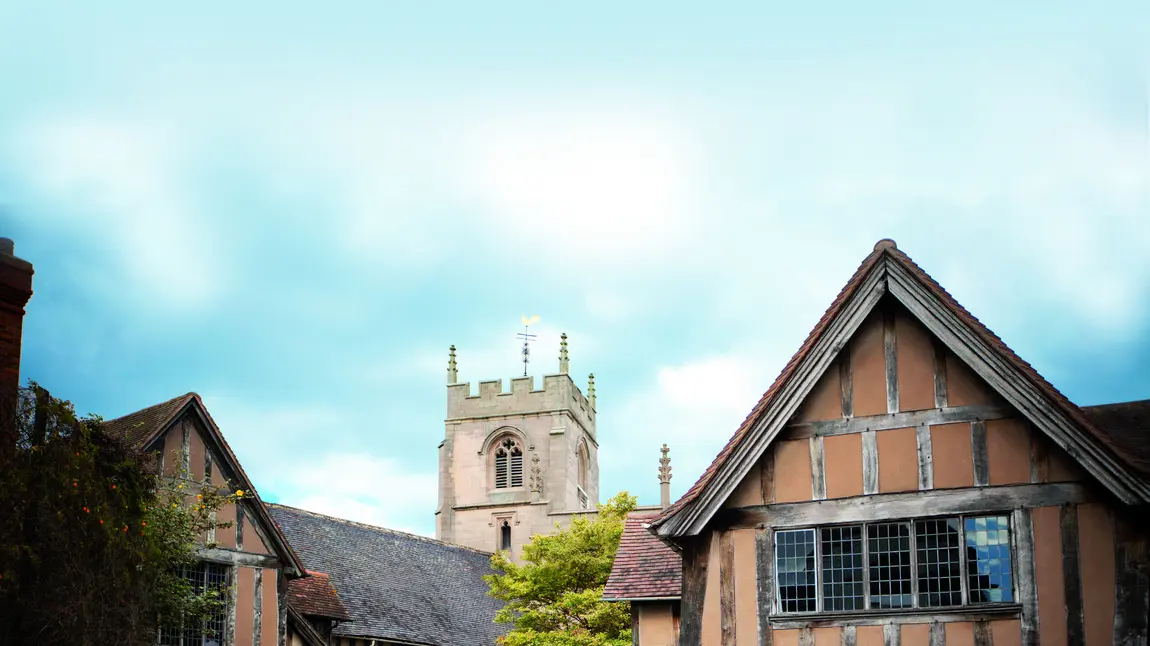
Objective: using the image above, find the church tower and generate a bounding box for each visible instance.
[435,334,600,560]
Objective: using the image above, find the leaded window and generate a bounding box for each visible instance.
[159,561,229,645]
[494,438,523,489]
[773,514,1013,615]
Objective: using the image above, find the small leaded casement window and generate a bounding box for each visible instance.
[494,438,523,488]
[773,514,1013,615]
[158,561,230,645]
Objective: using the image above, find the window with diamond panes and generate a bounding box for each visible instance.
[158,561,229,645]
[775,529,818,612]
[772,515,1013,615]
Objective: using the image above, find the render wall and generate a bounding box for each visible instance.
[635,602,681,646]
[675,302,1148,646]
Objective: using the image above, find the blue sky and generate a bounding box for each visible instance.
[2,2,1148,536]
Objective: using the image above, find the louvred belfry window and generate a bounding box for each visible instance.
[494,438,523,488]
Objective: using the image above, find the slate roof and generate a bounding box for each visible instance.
[653,239,1150,530]
[603,512,682,601]
[267,503,507,646]
[1082,400,1150,478]
[287,571,352,621]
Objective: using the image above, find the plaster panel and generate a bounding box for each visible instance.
[638,603,676,646]
[877,426,919,493]
[733,529,758,644]
[161,425,182,478]
[726,459,763,508]
[1033,506,1067,646]
[901,623,930,646]
[773,629,799,646]
[990,619,1022,646]
[930,422,974,489]
[773,440,813,503]
[235,567,255,646]
[814,627,841,646]
[850,313,887,417]
[986,418,1031,485]
[188,422,205,483]
[261,569,278,646]
[1078,503,1115,646]
[796,362,842,423]
[823,433,863,498]
[855,625,884,646]
[945,622,975,646]
[946,353,997,407]
[895,313,936,412]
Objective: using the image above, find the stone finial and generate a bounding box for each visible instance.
[658,444,672,509]
[447,345,458,384]
[558,333,569,374]
[587,373,596,409]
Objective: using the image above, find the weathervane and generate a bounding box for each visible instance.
[517,315,540,377]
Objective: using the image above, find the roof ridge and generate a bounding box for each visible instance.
[1083,399,1150,409]
[267,503,495,556]
[103,391,198,423]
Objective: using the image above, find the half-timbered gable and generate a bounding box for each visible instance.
[103,393,318,646]
[649,239,1150,646]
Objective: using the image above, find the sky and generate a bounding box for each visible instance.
[1,1,1148,537]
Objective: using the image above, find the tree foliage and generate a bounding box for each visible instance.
[0,383,243,645]
[485,491,637,646]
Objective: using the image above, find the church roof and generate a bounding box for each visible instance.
[652,239,1150,538]
[603,512,682,601]
[267,503,507,646]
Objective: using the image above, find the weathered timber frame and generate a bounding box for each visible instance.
[654,253,1150,539]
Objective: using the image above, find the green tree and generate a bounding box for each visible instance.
[0,383,243,645]
[485,491,638,646]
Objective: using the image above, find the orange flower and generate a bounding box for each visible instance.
[99,519,103,525]
[235,490,244,497]
[111,485,116,490]
[197,494,203,500]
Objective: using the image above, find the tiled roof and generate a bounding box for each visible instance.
[100,393,196,448]
[654,240,1149,530]
[603,512,681,600]
[267,504,507,646]
[1082,400,1150,477]
[287,571,352,621]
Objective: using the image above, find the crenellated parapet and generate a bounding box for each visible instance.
[446,373,595,434]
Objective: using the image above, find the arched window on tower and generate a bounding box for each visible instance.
[578,443,589,491]
[494,438,523,488]
[500,520,512,551]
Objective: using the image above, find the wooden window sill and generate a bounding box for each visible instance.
[768,603,1021,628]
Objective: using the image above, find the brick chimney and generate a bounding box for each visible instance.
[0,237,34,461]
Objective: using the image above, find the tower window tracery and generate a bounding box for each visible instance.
[494,438,523,489]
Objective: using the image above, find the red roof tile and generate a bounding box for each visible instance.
[287,571,352,621]
[654,240,1148,531]
[100,393,196,448]
[603,512,682,600]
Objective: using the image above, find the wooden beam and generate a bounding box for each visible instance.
[930,622,945,646]
[1060,505,1085,646]
[181,420,191,476]
[811,437,827,501]
[757,528,774,646]
[236,504,246,551]
[1112,511,1149,646]
[761,451,775,506]
[799,627,814,646]
[843,625,857,646]
[632,606,640,646]
[932,338,948,409]
[884,307,899,414]
[974,621,993,646]
[916,423,933,491]
[784,404,1013,440]
[226,564,238,646]
[278,568,288,646]
[679,535,711,646]
[197,547,280,569]
[884,622,900,646]
[253,567,264,646]
[972,421,989,487]
[719,483,1094,529]
[1011,508,1039,646]
[840,344,853,418]
[862,431,879,496]
[767,606,1022,630]
[721,532,736,646]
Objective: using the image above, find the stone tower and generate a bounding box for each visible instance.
[436,334,600,559]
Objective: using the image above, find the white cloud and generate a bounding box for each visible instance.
[12,118,220,308]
